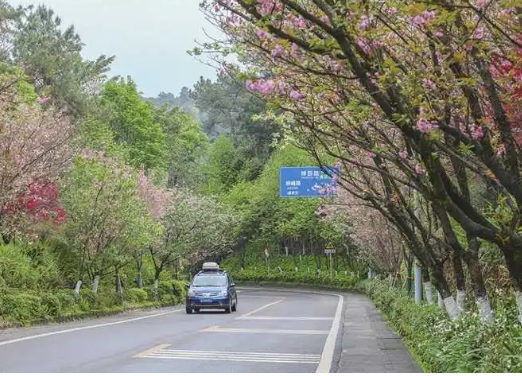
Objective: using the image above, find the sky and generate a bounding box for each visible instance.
[8,0,221,97]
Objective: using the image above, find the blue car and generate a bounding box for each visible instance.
[185,262,238,314]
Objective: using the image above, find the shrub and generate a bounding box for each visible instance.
[126,288,148,303]
[0,292,43,323]
[40,293,62,317]
[230,269,359,290]
[359,280,522,373]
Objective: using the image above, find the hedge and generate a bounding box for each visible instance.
[0,279,187,328]
[231,269,359,290]
[360,280,522,373]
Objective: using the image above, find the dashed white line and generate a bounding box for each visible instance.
[236,316,333,321]
[200,326,329,335]
[239,298,284,318]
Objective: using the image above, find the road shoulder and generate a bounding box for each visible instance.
[337,293,422,373]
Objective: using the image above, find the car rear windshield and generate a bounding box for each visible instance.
[192,274,227,287]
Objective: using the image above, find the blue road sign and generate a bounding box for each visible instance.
[279,166,339,198]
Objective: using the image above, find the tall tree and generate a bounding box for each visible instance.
[8,4,113,117]
[101,77,167,172]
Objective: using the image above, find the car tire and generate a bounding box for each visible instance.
[225,299,232,313]
[232,299,237,312]
[194,308,200,313]
[186,307,192,314]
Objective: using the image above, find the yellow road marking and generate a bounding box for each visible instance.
[133,343,171,358]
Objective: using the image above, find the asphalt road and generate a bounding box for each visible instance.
[0,288,343,373]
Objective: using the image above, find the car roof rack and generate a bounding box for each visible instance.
[201,262,220,271]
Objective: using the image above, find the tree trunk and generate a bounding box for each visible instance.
[431,263,459,320]
[423,281,435,305]
[137,270,143,289]
[497,237,522,324]
[516,290,522,325]
[452,251,466,312]
[463,237,493,322]
[422,269,434,304]
[437,292,444,308]
[74,280,82,297]
[406,258,413,295]
[136,254,143,288]
[92,275,100,294]
[115,272,123,297]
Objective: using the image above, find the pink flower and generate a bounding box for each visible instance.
[415,164,425,175]
[257,29,267,39]
[476,0,488,8]
[356,38,371,54]
[435,30,444,37]
[473,27,484,40]
[422,78,437,90]
[295,17,307,28]
[422,10,436,21]
[411,15,427,26]
[497,145,506,156]
[386,7,398,15]
[271,44,285,58]
[416,118,439,133]
[38,96,50,105]
[399,150,408,159]
[471,126,484,140]
[290,90,305,101]
[290,43,299,57]
[368,151,376,159]
[359,15,371,30]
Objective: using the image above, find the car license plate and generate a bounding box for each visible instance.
[201,299,212,303]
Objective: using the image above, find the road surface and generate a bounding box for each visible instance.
[0,288,343,373]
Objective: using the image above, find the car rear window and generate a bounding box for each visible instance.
[192,274,227,287]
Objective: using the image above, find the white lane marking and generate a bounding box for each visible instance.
[236,316,333,321]
[236,286,345,374]
[200,326,329,335]
[158,350,320,358]
[316,294,344,373]
[239,298,284,318]
[0,309,183,347]
[136,348,321,364]
[142,355,319,364]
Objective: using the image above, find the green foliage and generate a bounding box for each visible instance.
[361,280,522,373]
[231,269,359,290]
[8,4,114,117]
[0,243,61,290]
[153,105,208,189]
[204,135,242,194]
[101,77,167,171]
[0,283,186,327]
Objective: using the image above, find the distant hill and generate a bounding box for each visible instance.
[143,87,201,119]
[142,86,228,141]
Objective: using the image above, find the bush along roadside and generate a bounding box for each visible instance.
[360,279,522,373]
[231,269,360,290]
[0,279,187,328]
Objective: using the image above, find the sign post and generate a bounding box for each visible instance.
[324,245,336,278]
[264,248,270,274]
